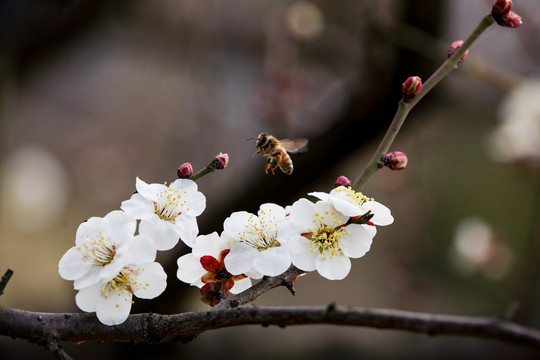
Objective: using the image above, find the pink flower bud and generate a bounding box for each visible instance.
[209,152,229,170]
[382,151,408,170]
[335,175,351,188]
[401,76,422,101]
[177,162,193,179]
[492,0,512,16]
[496,11,522,28]
[448,40,468,62]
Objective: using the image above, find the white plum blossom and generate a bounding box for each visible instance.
[177,232,251,294]
[76,259,167,326]
[309,186,394,227]
[280,198,375,280]
[58,210,153,289]
[59,210,167,326]
[223,203,291,277]
[488,78,540,166]
[121,177,206,250]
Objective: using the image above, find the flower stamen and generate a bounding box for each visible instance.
[153,186,186,222]
[78,231,116,266]
[307,211,349,259]
[332,187,373,207]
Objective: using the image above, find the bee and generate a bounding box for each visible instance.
[253,132,308,175]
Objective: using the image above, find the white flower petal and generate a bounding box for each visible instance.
[95,289,133,326]
[58,247,90,281]
[184,190,206,217]
[308,191,331,202]
[120,193,154,220]
[258,203,286,222]
[74,217,103,247]
[340,224,373,258]
[125,235,157,264]
[245,269,263,279]
[74,267,103,289]
[223,211,254,241]
[252,247,291,276]
[315,254,351,280]
[135,177,162,202]
[104,210,136,241]
[75,282,102,312]
[175,215,199,247]
[169,178,198,193]
[139,216,180,251]
[285,236,316,271]
[224,243,257,275]
[130,262,167,299]
[230,277,252,294]
[277,217,300,240]
[289,198,316,232]
[363,224,377,237]
[177,254,205,284]
[98,259,125,283]
[330,198,364,217]
[362,201,394,226]
[313,201,349,226]
[192,232,226,259]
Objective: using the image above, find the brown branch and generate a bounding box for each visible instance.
[213,266,305,310]
[2,305,540,350]
[41,339,73,360]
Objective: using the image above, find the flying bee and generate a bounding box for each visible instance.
[252,132,308,175]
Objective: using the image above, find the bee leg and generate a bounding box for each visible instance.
[264,161,271,174]
[270,160,279,175]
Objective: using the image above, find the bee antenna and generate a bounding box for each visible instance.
[246,137,257,141]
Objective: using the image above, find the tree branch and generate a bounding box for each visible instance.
[2,305,540,350]
[213,266,305,310]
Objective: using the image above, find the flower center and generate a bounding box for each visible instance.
[237,212,281,251]
[307,210,349,259]
[101,266,148,304]
[78,231,116,266]
[154,185,187,222]
[332,187,372,207]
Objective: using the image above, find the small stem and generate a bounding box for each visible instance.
[0,269,13,296]
[410,15,494,107]
[353,101,410,191]
[352,15,494,191]
[189,166,214,181]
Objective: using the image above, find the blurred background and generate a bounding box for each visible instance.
[1,0,539,358]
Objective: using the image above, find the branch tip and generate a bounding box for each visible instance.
[0,269,14,296]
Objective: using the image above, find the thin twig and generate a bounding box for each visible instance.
[352,15,495,191]
[0,269,14,296]
[213,266,305,310]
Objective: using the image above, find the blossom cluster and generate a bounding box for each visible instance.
[178,184,392,303]
[59,173,393,325]
[58,177,206,325]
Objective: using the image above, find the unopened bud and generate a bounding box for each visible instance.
[492,0,512,16]
[401,76,422,101]
[209,152,229,170]
[177,162,193,179]
[496,11,522,28]
[335,175,351,188]
[448,40,468,62]
[382,151,408,170]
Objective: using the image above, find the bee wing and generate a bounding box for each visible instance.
[279,138,308,153]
